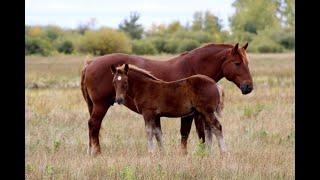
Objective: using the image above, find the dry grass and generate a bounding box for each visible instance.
[25,53,294,179]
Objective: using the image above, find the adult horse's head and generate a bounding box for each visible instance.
[110,64,129,104]
[222,42,253,94]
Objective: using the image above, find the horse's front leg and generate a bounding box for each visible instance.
[154,117,164,151]
[142,112,156,153]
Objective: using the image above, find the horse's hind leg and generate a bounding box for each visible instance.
[88,102,110,156]
[180,115,193,154]
[211,114,227,154]
[154,117,164,151]
[193,112,212,150]
[194,113,205,143]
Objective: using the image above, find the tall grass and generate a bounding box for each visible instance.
[25,53,294,179]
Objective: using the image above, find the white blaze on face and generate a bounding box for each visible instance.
[117,76,122,81]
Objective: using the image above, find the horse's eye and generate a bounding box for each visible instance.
[234,62,241,67]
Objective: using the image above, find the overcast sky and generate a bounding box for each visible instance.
[26,0,235,30]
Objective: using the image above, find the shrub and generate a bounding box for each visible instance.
[43,26,64,41]
[163,38,180,54]
[80,28,132,55]
[57,40,74,54]
[132,40,157,55]
[249,35,284,53]
[25,37,54,56]
[149,37,167,53]
[274,29,295,50]
[177,39,200,52]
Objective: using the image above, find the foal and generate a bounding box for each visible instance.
[111,64,227,154]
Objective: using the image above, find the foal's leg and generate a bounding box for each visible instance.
[194,113,213,151]
[203,120,213,151]
[154,117,164,151]
[194,112,214,153]
[143,112,157,153]
[211,114,227,154]
[88,103,110,156]
[180,115,193,154]
[194,114,205,143]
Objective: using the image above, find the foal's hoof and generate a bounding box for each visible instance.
[88,147,101,156]
[179,148,188,155]
[220,151,229,158]
[148,149,156,154]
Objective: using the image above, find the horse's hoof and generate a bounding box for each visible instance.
[179,148,188,155]
[88,147,101,156]
[220,151,229,158]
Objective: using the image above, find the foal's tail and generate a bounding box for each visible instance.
[215,84,225,117]
[81,58,93,115]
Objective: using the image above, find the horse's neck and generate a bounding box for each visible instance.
[127,72,158,99]
[184,47,227,82]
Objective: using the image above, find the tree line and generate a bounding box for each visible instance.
[25,0,294,56]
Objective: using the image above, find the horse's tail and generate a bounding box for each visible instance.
[81,59,93,115]
[215,84,225,118]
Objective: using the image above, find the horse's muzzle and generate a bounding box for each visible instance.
[240,84,253,94]
[115,98,125,105]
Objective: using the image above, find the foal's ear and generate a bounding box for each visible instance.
[110,64,117,74]
[231,43,239,55]
[242,42,249,50]
[124,64,129,74]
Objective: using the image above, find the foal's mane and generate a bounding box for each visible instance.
[118,64,162,81]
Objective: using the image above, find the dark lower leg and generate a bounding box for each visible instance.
[194,114,205,143]
[180,115,193,154]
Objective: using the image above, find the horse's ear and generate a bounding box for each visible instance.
[232,43,239,55]
[124,64,129,74]
[110,64,116,74]
[242,42,248,50]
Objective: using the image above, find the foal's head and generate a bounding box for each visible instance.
[222,43,253,94]
[111,64,129,105]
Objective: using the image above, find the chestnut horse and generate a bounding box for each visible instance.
[111,64,226,154]
[81,42,253,155]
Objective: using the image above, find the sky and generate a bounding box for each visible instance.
[25,0,235,31]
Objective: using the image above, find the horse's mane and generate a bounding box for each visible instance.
[118,64,162,81]
[178,43,234,57]
[178,42,249,64]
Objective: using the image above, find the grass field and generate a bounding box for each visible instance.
[25,53,294,179]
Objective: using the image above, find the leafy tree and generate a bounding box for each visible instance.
[77,18,96,35]
[277,0,294,29]
[167,21,183,34]
[191,11,203,31]
[119,12,144,39]
[204,11,222,34]
[230,0,281,35]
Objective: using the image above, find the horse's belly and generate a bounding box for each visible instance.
[158,103,193,118]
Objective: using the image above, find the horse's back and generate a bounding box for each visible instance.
[185,75,220,107]
[186,74,217,88]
